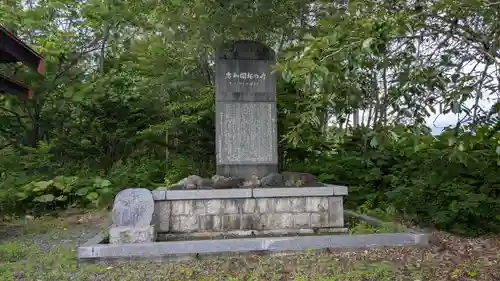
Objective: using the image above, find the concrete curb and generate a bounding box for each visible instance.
[324,184,348,196]
[81,233,106,247]
[166,189,252,200]
[253,187,335,198]
[158,227,349,240]
[152,186,349,201]
[78,232,429,261]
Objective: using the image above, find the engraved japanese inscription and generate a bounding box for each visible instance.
[217,102,277,164]
[216,59,274,95]
[224,71,267,86]
[112,188,154,227]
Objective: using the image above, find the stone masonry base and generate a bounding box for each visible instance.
[109,225,156,244]
[152,186,347,234]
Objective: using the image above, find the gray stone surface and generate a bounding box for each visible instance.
[310,213,328,227]
[243,199,256,213]
[154,201,171,232]
[152,190,166,200]
[166,189,252,200]
[242,174,261,188]
[293,213,311,228]
[159,228,349,241]
[81,233,106,248]
[224,199,242,214]
[206,199,223,215]
[324,184,349,196]
[217,164,278,183]
[157,196,345,232]
[216,102,276,164]
[328,197,344,226]
[212,175,245,189]
[109,225,155,244]
[305,197,328,212]
[199,215,219,231]
[274,198,292,212]
[150,186,349,200]
[253,187,335,198]
[77,245,94,259]
[290,197,306,212]
[178,215,199,232]
[110,188,156,244]
[282,172,320,187]
[112,188,155,228]
[78,233,430,260]
[260,172,284,187]
[173,200,192,216]
[215,40,278,180]
[176,175,212,189]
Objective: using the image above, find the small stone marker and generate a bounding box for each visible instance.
[110,188,156,244]
[215,40,278,180]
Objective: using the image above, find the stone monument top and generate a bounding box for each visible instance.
[216,40,276,61]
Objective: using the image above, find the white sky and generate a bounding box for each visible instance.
[345,96,497,135]
[427,97,497,134]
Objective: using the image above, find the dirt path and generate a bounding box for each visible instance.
[0,211,499,280]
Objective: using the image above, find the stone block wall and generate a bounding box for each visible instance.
[152,186,347,233]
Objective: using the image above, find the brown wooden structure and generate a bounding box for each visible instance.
[0,25,45,99]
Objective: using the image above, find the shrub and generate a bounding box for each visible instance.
[286,125,500,236]
[15,176,113,214]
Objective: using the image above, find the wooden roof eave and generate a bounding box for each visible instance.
[0,73,32,99]
[0,25,45,76]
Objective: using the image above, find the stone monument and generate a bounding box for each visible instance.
[109,188,156,244]
[152,40,320,189]
[215,40,278,180]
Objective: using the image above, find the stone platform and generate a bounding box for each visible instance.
[108,185,347,244]
[153,185,348,234]
[79,184,432,263]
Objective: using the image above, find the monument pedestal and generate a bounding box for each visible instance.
[109,225,156,244]
[216,164,278,182]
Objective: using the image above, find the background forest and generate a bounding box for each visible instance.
[1,0,499,236]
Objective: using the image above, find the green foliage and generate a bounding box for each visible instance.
[349,221,378,234]
[356,203,398,223]
[106,157,165,189]
[15,175,112,213]
[384,127,500,236]
[163,155,203,186]
[348,203,404,234]
[349,221,404,235]
[288,124,500,236]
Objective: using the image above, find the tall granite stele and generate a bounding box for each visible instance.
[215,40,278,180]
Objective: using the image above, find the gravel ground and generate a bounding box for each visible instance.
[0,210,104,248]
[0,211,499,280]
